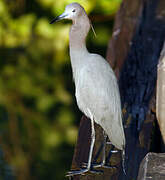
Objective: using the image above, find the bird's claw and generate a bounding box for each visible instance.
[93,163,117,169]
[82,162,116,169]
[66,167,103,177]
[110,150,119,153]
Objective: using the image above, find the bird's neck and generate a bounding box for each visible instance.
[69,15,91,80]
[69,15,90,54]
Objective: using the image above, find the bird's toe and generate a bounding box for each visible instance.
[82,162,116,169]
[66,167,103,177]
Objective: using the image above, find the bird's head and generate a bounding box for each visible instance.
[50,3,85,24]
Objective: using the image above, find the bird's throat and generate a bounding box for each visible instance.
[69,15,90,51]
[69,26,87,51]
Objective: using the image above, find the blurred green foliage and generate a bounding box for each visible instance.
[0,0,121,179]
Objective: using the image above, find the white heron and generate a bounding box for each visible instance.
[50,2,126,176]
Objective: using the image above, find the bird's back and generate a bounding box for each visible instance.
[74,53,125,150]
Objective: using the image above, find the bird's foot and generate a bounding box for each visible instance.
[93,163,117,169]
[82,162,116,169]
[110,150,119,153]
[106,141,113,145]
[66,167,103,177]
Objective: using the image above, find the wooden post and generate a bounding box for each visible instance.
[156,42,165,143]
[69,0,165,179]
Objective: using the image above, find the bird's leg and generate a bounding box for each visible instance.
[122,149,126,175]
[106,142,119,153]
[91,131,116,169]
[101,130,106,166]
[66,110,103,177]
[101,131,107,164]
[101,130,107,166]
[90,130,106,168]
[87,111,95,169]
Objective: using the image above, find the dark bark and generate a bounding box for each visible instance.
[69,0,165,179]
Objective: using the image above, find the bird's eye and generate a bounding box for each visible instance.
[72,9,76,12]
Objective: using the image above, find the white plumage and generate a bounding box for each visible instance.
[50,2,125,175]
[74,53,125,150]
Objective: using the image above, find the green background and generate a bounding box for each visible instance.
[0,0,121,179]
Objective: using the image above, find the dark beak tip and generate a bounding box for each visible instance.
[50,17,58,24]
[50,20,54,24]
[50,14,67,24]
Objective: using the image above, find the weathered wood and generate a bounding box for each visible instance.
[118,0,165,179]
[70,116,121,180]
[156,42,165,143]
[106,0,143,77]
[137,153,165,180]
[69,0,165,179]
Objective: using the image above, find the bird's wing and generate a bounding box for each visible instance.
[75,64,125,150]
[75,59,121,120]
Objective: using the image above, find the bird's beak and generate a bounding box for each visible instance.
[50,12,68,24]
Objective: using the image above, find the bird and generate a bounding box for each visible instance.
[50,2,126,176]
